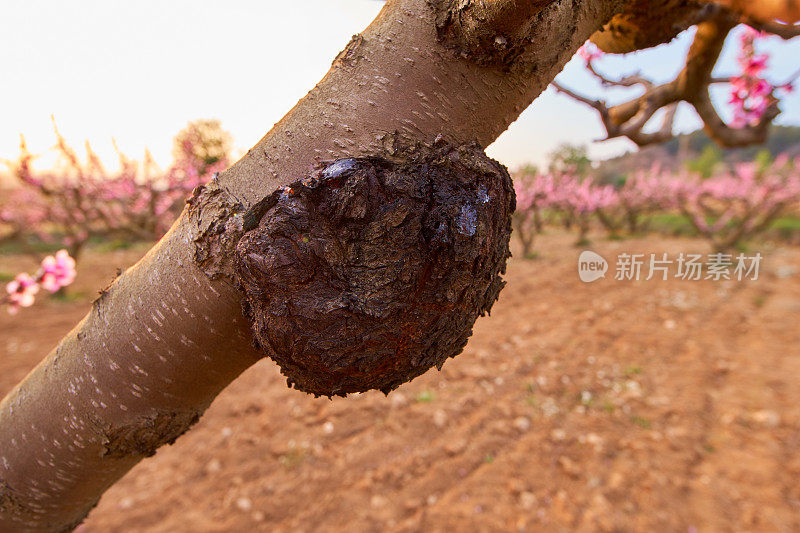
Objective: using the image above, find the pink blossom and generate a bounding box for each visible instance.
[6,273,39,314]
[728,27,775,129]
[511,155,800,254]
[577,42,602,64]
[39,250,77,293]
[752,78,772,97]
[677,156,800,248]
[5,127,228,257]
[740,25,762,44]
[744,54,768,77]
[514,172,557,211]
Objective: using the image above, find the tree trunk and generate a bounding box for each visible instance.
[0,0,622,530]
[595,208,621,238]
[626,208,639,234]
[533,207,544,233]
[513,213,536,257]
[577,214,591,245]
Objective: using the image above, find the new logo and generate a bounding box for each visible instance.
[578,251,608,282]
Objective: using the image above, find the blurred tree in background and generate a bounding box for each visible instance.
[547,143,592,176]
[172,119,233,175]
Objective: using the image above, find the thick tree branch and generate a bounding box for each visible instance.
[590,0,800,53]
[710,0,800,24]
[433,0,558,67]
[744,19,800,39]
[0,0,626,530]
[590,0,717,53]
[692,88,780,147]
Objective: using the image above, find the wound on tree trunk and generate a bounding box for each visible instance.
[101,410,201,459]
[234,141,515,396]
[433,0,570,72]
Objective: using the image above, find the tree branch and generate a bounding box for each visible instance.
[550,81,606,110]
[554,8,786,148]
[710,0,800,24]
[745,19,800,39]
[590,0,721,53]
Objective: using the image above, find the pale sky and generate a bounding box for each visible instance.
[2,1,800,174]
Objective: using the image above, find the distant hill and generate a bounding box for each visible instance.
[596,125,800,183]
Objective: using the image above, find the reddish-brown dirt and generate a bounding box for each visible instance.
[2,233,799,532]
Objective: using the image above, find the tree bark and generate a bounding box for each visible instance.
[0,0,623,530]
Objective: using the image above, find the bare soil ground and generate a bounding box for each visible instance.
[2,233,800,532]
